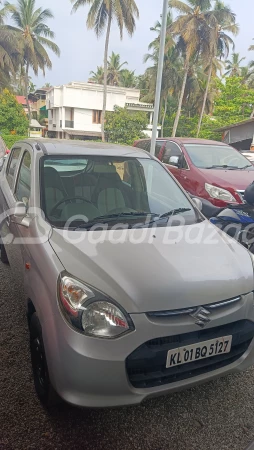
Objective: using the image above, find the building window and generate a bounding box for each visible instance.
[92,110,102,124]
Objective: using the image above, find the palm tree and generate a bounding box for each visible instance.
[225,52,246,77]
[6,0,60,121]
[120,69,137,88]
[0,1,20,89]
[144,11,184,137]
[107,51,127,86]
[71,0,139,142]
[249,39,254,52]
[89,66,104,84]
[169,0,215,137]
[196,1,238,136]
[42,82,52,88]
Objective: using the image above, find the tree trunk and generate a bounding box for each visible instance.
[101,11,112,142]
[25,62,31,124]
[172,60,189,137]
[250,107,254,118]
[196,62,213,137]
[161,95,168,138]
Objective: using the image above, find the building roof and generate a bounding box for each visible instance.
[215,118,254,132]
[30,119,44,129]
[17,139,151,158]
[16,96,33,105]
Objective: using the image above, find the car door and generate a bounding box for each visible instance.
[10,147,33,290]
[1,145,32,292]
[162,141,183,183]
[0,146,23,266]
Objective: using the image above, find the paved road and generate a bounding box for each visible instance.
[1,260,254,450]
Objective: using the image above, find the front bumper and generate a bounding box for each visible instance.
[43,292,254,408]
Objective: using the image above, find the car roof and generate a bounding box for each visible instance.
[18,139,151,158]
[136,137,227,146]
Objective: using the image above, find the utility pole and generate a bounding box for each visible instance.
[150,0,168,156]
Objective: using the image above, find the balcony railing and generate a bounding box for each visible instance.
[65,120,74,128]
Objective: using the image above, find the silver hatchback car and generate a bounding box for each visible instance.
[1,139,254,408]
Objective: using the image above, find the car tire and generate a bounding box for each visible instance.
[29,313,61,408]
[0,244,9,264]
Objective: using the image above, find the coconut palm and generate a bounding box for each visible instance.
[6,0,60,120]
[120,69,137,88]
[144,12,184,136]
[0,1,20,89]
[196,1,238,136]
[225,52,246,77]
[89,66,104,84]
[249,39,254,52]
[71,0,139,142]
[144,46,184,136]
[107,51,127,86]
[169,0,216,137]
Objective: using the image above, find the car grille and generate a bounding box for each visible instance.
[126,320,254,389]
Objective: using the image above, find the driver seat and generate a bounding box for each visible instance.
[44,167,68,215]
[92,165,127,215]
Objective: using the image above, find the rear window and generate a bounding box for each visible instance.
[135,140,150,151]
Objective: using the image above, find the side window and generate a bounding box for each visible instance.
[162,142,181,164]
[144,141,151,152]
[15,152,32,205]
[6,148,21,189]
[136,140,149,151]
[155,140,166,157]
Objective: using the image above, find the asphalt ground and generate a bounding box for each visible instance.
[1,260,254,450]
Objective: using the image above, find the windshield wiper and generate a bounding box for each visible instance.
[239,164,252,170]
[205,165,239,170]
[136,208,192,228]
[74,212,157,230]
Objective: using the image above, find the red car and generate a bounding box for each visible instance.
[133,138,254,206]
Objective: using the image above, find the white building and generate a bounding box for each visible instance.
[46,81,157,140]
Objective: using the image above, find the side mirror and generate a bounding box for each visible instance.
[14,201,27,218]
[169,156,180,167]
[192,197,203,211]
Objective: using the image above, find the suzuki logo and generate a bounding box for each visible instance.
[190,307,211,328]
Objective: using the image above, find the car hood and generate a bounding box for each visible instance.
[49,222,254,313]
[199,168,254,190]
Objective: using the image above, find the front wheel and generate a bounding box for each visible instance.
[29,313,61,408]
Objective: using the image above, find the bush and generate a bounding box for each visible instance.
[2,135,28,149]
[0,89,29,135]
[105,106,148,145]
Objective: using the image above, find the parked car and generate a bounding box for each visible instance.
[133,138,254,206]
[1,139,254,408]
[0,136,7,158]
[239,150,254,164]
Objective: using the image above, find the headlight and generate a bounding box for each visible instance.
[58,273,134,338]
[205,183,236,202]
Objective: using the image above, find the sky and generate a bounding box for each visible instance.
[34,0,254,88]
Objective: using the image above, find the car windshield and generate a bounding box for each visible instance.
[185,144,253,170]
[41,155,197,229]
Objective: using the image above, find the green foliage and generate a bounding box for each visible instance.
[0,89,29,135]
[213,76,254,122]
[2,134,28,149]
[105,106,149,145]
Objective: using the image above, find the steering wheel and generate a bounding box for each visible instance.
[50,196,94,217]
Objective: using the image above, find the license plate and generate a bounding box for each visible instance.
[166,335,232,368]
